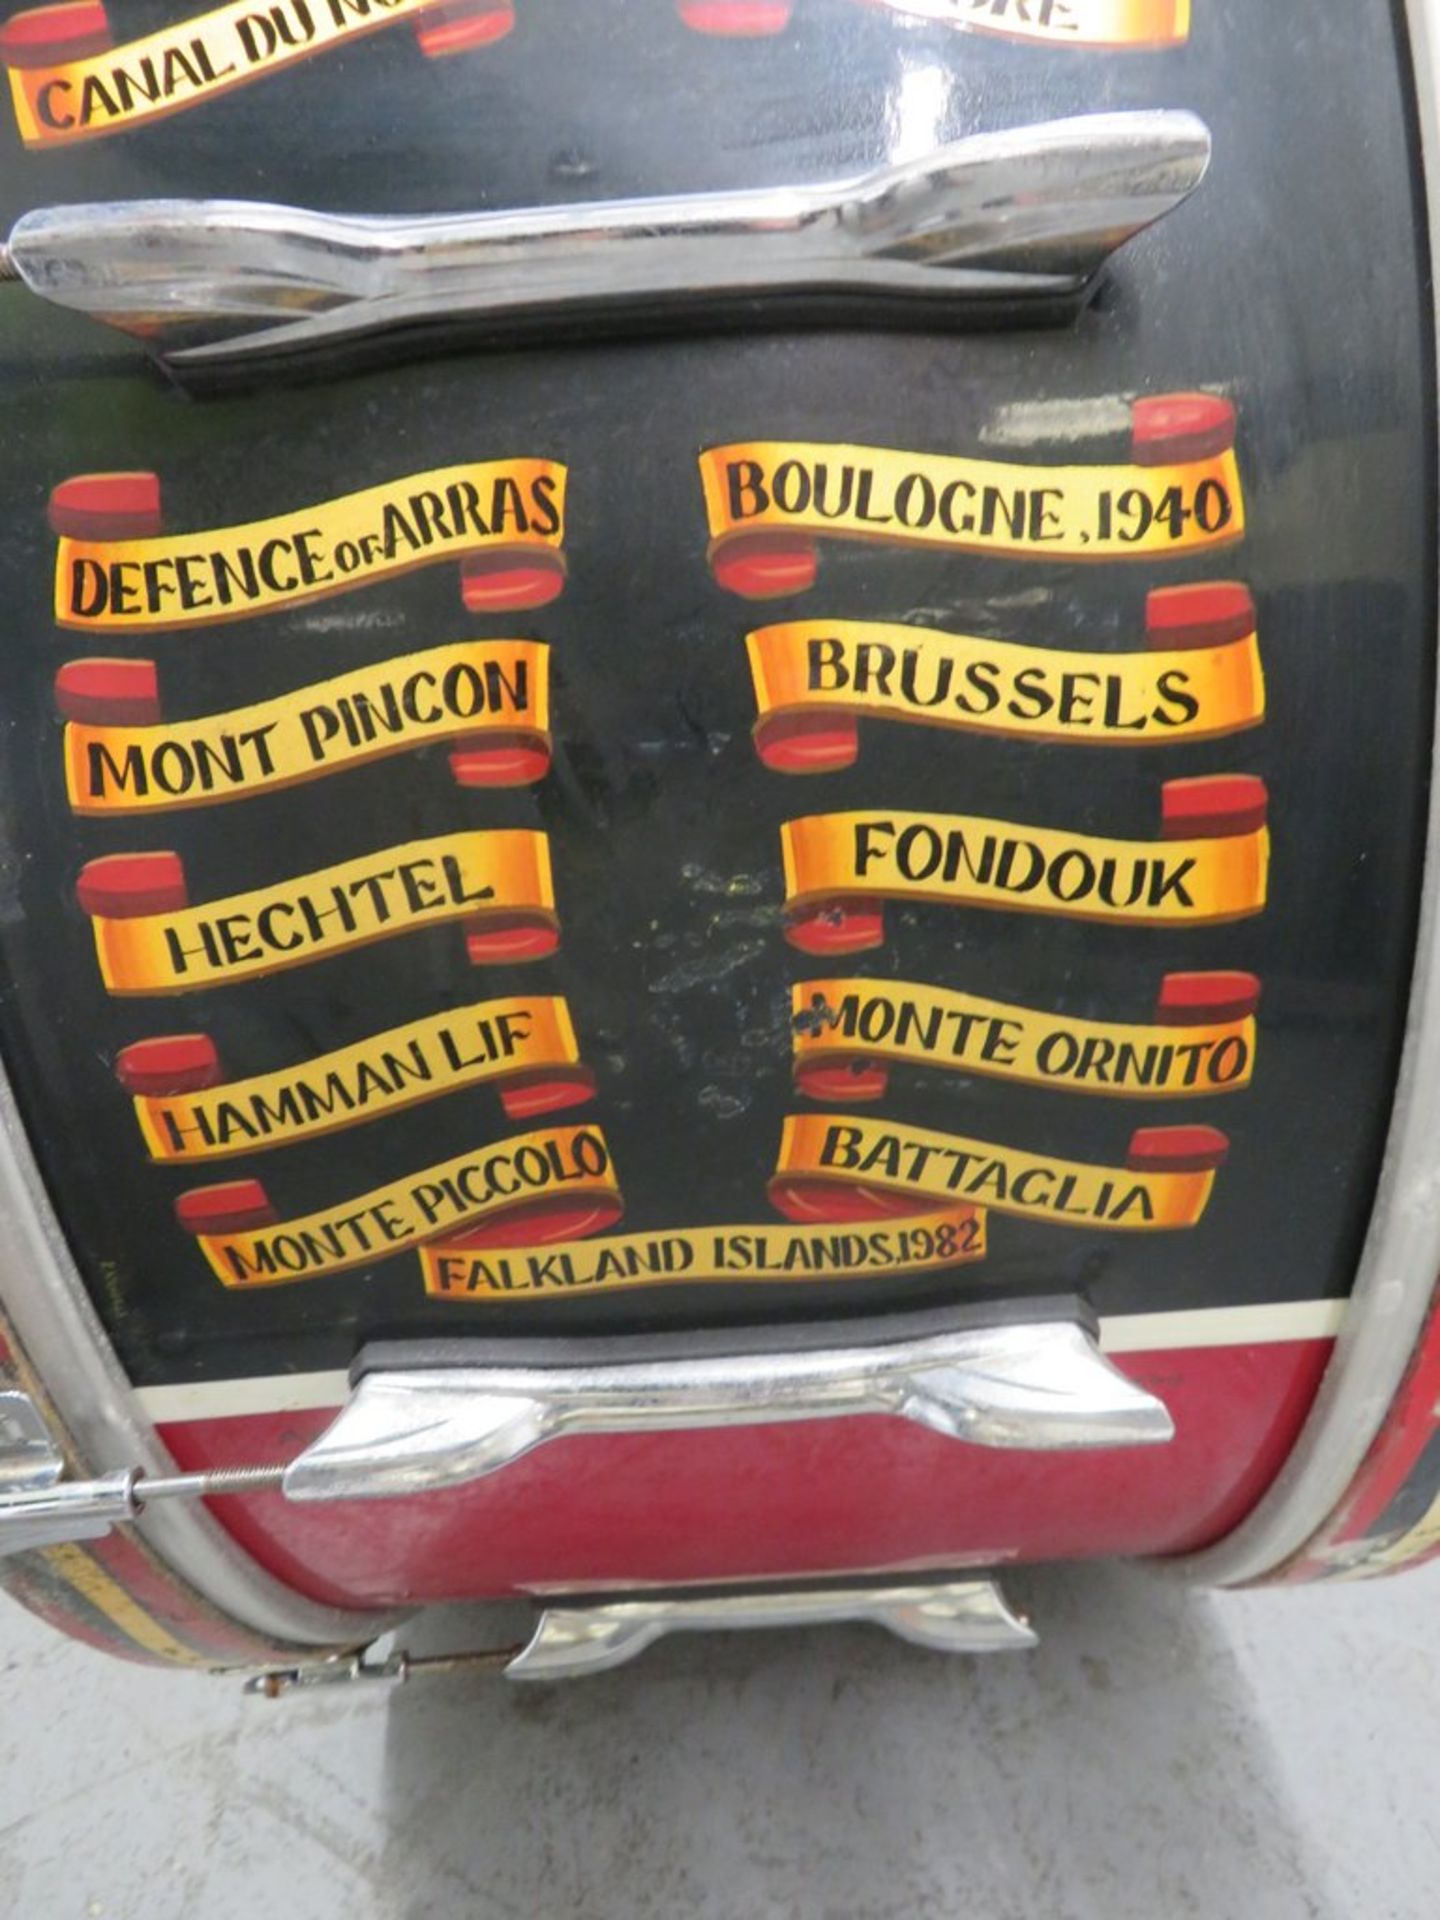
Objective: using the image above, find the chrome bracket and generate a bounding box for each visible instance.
[0,1389,137,1554]
[282,1316,1174,1504]
[505,1577,1037,1680]
[0,1388,63,1492]
[2,111,1209,374]
[243,1642,521,1696]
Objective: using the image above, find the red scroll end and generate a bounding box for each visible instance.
[174,1179,276,1237]
[443,1191,623,1249]
[48,472,163,541]
[0,3,113,68]
[1126,1125,1230,1175]
[754,711,859,776]
[115,1034,222,1097]
[1131,393,1236,468]
[783,900,885,956]
[464,914,560,966]
[1161,774,1268,841]
[710,533,819,600]
[459,550,566,614]
[1155,971,1262,1028]
[54,658,161,727]
[76,851,187,920]
[414,0,515,55]
[497,1063,598,1121]
[678,0,793,34]
[794,1056,890,1104]
[448,731,552,789]
[767,1175,918,1225]
[1145,583,1256,651]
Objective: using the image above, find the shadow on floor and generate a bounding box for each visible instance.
[373,1562,1346,1920]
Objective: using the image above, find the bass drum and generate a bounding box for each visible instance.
[0,0,1437,1676]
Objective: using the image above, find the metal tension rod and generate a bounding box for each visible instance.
[0,111,1209,370]
[0,1389,289,1555]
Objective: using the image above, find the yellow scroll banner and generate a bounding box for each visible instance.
[749,619,1264,749]
[91,829,554,995]
[793,978,1255,1099]
[134,996,580,1162]
[55,461,565,634]
[699,439,1242,565]
[878,0,1190,49]
[8,0,469,149]
[421,1208,985,1302]
[782,809,1268,928]
[65,640,548,816]
[775,1114,1216,1232]
[203,1124,619,1288]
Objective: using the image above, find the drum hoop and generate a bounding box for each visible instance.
[1167,0,1440,1586]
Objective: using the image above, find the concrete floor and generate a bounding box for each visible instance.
[1,1557,1438,1920]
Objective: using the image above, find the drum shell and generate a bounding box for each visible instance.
[0,0,1432,1633]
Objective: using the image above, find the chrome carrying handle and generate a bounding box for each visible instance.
[280,1318,1174,1504]
[1,111,1209,372]
[0,1319,1171,1556]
